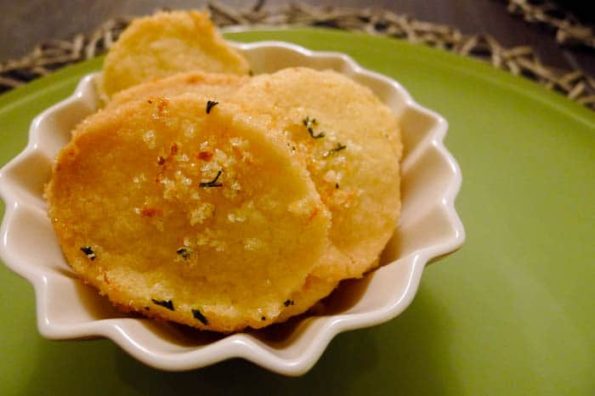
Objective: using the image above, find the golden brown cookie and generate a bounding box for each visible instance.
[231,67,402,281]
[46,95,330,332]
[100,11,250,97]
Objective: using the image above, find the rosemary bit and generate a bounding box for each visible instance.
[283,299,295,307]
[205,100,219,114]
[323,142,347,158]
[152,299,175,311]
[80,246,96,261]
[303,116,325,139]
[176,247,191,259]
[199,170,223,188]
[192,309,209,325]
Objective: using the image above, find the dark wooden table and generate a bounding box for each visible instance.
[0,0,593,76]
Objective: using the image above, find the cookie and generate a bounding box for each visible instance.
[100,10,250,97]
[231,67,402,280]
[46,95,330,332]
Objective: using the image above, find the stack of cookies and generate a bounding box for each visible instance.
[45,11,402,332]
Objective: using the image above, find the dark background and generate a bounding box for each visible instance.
[0,0,593,75]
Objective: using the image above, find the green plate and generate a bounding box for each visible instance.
[0,29,593,395]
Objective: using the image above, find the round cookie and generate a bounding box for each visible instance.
[107,71,248,109]
[46,96,330,332]
[231,67,402,281]
[101,10,250,97]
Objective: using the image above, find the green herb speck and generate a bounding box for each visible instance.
[192,309,209,325]
[199,169,223,188]
[152,299,174,311]
[176,247,191,260]
[302,116,325,139]
[80,246,96,260]
[283,299,295,307]
[323,142,347,158]
[206,100,219,114]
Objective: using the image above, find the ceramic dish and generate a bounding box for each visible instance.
[0,41,464,376]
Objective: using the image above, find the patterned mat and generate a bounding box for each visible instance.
[1,0,593,110]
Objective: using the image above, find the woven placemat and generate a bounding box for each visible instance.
[506,0,594,48]
[1,0,594,110]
